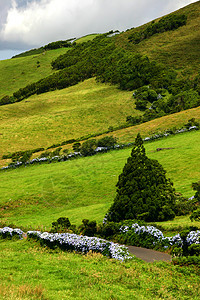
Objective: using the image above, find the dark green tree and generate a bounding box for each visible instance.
[106,133,176,222]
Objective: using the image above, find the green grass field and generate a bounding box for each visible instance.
[0,239,199,300]
[0,130,199,230]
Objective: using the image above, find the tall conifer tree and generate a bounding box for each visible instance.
[106,133,175,222]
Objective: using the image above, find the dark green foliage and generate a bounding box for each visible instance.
[8,35,174,104]
[126,115,142,125]
[106,133,176,222]
[2,148,44,161]
[52,147,62,156]
[189,181,200,222]
[128,14,187,44]
[188,244,200,256]
[167,90,200,113]
[51,217,71,233]
[97,136,117,148]
[190,209,200,222]
[72,142,81,152]
[43,40,72,50]
[79,219,97,236]
[135,99,148,110]
[0,95,14,105]
[98,222,120,239]
[19,151,32,163]
[192,181,200,202]
[80,139,97,156]
[172,255,200,266]
[175,196,197,216]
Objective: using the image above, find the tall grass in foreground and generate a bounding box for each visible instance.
[0,131,199,230]
[0,239,199,300]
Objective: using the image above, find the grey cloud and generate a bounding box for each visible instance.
[0,0,197,57]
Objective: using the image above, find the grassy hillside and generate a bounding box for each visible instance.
[0,48,69,99]
[0,76,200,167]
[117,1,200,76]
[0,130,199,229]
[0,78,139,161]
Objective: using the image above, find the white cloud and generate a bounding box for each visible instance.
[0,0,198,49]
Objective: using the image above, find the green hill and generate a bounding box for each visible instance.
[116,1,200,76]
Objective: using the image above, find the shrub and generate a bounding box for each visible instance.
[51,217,71,233]
[72,142,81,152]
[80,139,97,156]
[190,209,200,222]
[172,255,200,266]
[98,222,120,239]
[175,196,196,216]
[97,136,117,148]
[79,219,97,237]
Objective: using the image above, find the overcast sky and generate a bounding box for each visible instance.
[0,0,198,60]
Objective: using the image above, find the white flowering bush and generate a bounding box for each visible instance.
[119,223,200,250]
[186,230,200,245]
[0,227,24,239]
[27,230,133,261]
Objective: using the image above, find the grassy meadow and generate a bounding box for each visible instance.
[0,239,199,300]
[0,130,199,230]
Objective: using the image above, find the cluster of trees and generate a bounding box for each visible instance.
[128,14,187,44]
[1,34,176,104]
[12,39,75,58]
[43,40,73,50]
[127,81,200,125]
[75,136,117,156]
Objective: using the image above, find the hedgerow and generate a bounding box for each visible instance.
[128,14,187,44]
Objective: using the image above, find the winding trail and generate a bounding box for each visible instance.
[128,246,171,262]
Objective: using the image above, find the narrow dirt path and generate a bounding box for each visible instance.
[128,246,171,262]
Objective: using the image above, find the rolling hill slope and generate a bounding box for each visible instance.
[117,1,200,76]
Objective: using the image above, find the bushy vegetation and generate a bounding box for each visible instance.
[0,34,178,105]
[128,14,187,44]
[127,85,200,124]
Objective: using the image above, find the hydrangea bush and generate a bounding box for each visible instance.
[0,227,24,239]
[27,230,133,261]
[119,223,199,250]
